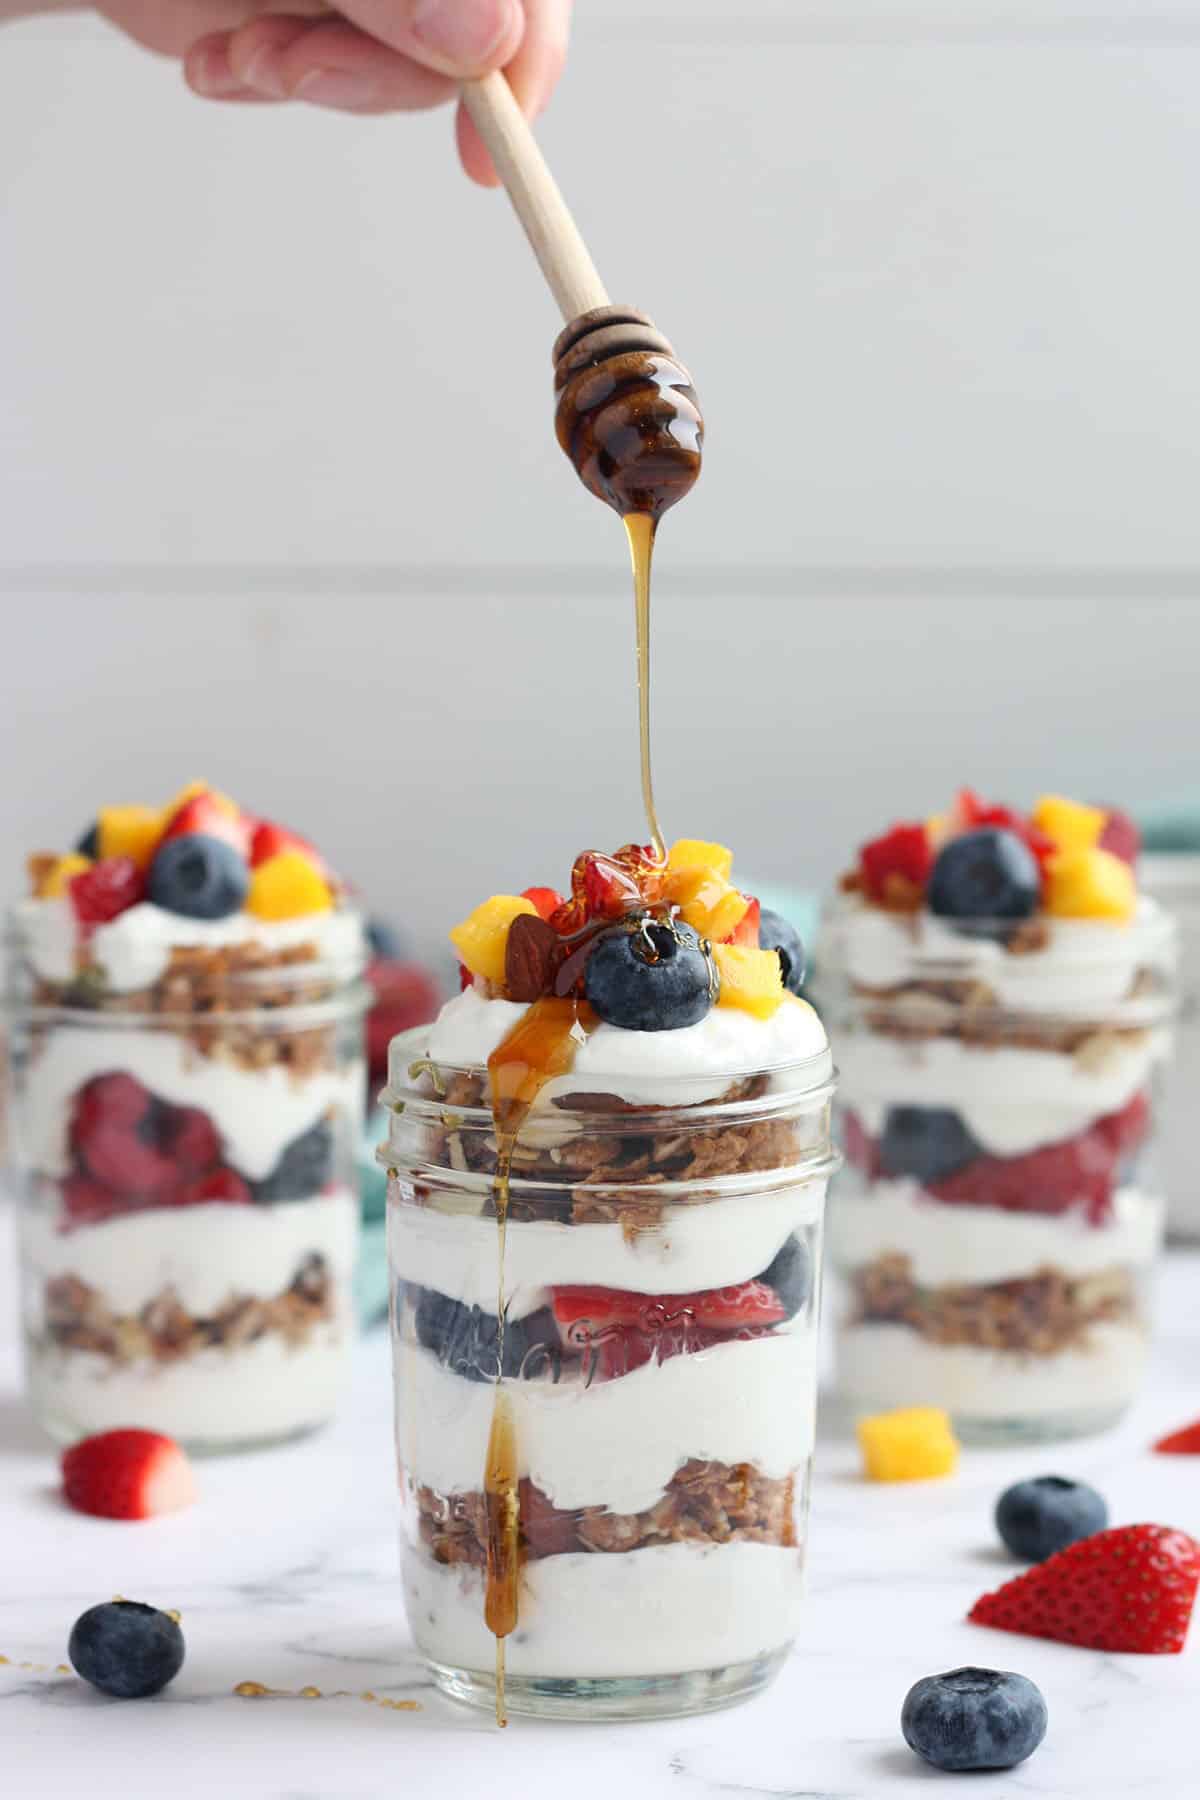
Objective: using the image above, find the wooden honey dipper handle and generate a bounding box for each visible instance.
[459,71,609,322]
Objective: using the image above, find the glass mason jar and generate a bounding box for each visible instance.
[6,916,368,1451]
[1140,855,1200,1241]
[818,898,1177,1443]
[380,1024,837,1722]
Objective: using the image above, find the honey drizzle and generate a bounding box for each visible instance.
[482,996,598,1725]
[624,511,664,864]
[233,1680,418,1711]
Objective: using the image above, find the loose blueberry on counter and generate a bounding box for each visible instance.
[255,1120,335,1204]
[584,919,711,1031]
[75,822,100,859]
[902,1667,1047,1773]
[147,833,249,921]
[880,1107,981,1184]
[757,907,806,995]
[759,1236,812,1317]
[928,827,1040,928]
[414,1288,560,1382]
[68,1600,185,1700]
[995,1475,1108,1563]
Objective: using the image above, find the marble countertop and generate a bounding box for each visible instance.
[2,1227,1197,1800]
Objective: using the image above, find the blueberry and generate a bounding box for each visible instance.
[255,1120,334,1203]
[759,1236,812,1317]
[879,1107,981,1184]
[902,1667,1047,1773]
[413,1289,559,1382]
[995,1475,1108,1563]
[366,917,405,960]
[757,908,806,995]
[75,822,100,859]
[68,1600,185,1700]
[928,827,1040,928]
[147,834,248,921]
[584,920,712,1031]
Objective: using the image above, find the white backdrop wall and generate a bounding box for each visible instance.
[2,4,1198,948]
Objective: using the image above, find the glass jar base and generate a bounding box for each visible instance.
[952,1403,1129,1447]
[35,1407,331,1459]
[428,1647,790,1722]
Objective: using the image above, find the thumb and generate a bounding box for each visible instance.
[340,0,525,78]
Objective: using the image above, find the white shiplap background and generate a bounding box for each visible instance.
[2,3,1198,946]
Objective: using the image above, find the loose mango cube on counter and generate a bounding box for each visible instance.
[858,1407,959,1482]
[450,894,537,985]
[713,942,785,1019]
[1043,847,1136,921]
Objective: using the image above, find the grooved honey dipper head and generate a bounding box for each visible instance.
[552,305,703,519]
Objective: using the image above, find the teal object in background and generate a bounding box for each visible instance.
[1143,811,1200,853]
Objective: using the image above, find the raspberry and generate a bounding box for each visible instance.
[554,844,667,934]
[77,1122,179,1200]
[68,857,144,928]
[172,1168,254,1206]
[928,1129,1116,1225]
[1098,807,1141,866]
[69,1073,150,1144]
[520,886,567,922]
[858,823,933,907]
[61,1172,126,1228]
[953,790,1055,871]
[1094,1090,1150,1159]
[162,1106,222,1176]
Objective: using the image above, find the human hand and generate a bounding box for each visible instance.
[94,1,571,184]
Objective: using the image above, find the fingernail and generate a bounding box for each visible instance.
[293,69,377,109]
[241,46,287,98]
[413,0,517,69]
[189,45,243,98]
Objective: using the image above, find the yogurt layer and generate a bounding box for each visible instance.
[829,1181,1162,1287]
[836,1319,1147,1421]
[19,1024,365,1181]
[423,986,831,1109]
[405,1542,804,1680]
[840,1029,1164,1156]
[21,1188,360,1323]
[15,896,367,994]
[828,896,1174,1017]
[389,1180,825,1315]
[397,1327,817,1516]
[28,1329,350,1444]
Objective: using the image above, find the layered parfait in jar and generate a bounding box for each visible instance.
[7,783,368,1449]
[821,790,1175,1443]
[381,838,836,1720]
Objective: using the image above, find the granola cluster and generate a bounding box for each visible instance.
[411,1069,815,1232]
[851,1252,1135,1355]
[851,980,1156,1059]
[42,1253,334,1364]
[416,1458,797,1567]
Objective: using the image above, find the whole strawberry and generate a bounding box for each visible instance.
[62,1429,196,1521]
[970,1523,1200,1654]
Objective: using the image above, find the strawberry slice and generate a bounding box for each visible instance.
[971,1523,1200,1654]
[61,1172,127,1228]
[585,1320,740,1381]
[161,1105,222,1176]
[552,1278,787,1338]
[521,886,568,923]
[1098,806,1141,866]
[727,895,761,947]
[171,1167,254,1206]
[928,1134,1115,1225]
[161,792,250,856]
[61,1428,197,1521]
[68,857,144,928]
[1154,1421,1200,1455]
[249,819,324,872]
[952,788,1055,871]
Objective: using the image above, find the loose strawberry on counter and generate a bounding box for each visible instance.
[61,1428,197,1521]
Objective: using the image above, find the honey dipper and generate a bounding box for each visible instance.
[460,73,703,519]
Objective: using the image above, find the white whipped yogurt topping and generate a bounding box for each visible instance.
[839,1028,1164,1156]
[836,1319,1147,1420]
[18,1024,365,1181]
[397,1325,817,1516]
[829,1180,1162,1287]
[423,985,830,1109]
[826,895,1174,1018]
[405,1541,804,1680]
[14,896,367,994]
[21,1188,360,1322]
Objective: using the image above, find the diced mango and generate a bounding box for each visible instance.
[713,942,785,1019]
[450,895,537,985]
[1043,846,1136,921]
[1032,794,1106,854]
[246,850,332,920]
[36,853,93,898]
[97,804,163,871]
[668,869,752,942]
[667,838,734,883]
[858,1407,959,1483]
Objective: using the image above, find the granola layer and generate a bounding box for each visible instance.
[416,1458,797,1567]
[850,1252,1135,1354]
[41,1252,334,1363]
